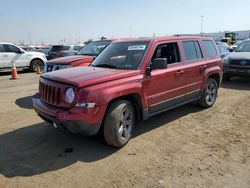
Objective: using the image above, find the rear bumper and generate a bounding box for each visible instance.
[33,95,104,135]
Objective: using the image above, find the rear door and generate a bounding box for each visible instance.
[0,44,9,68]
[143,41,187,115]
[181,40,205,100]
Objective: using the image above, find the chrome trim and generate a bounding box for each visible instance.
[150,89,201,108]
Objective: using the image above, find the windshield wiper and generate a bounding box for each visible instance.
[94,64,117,69]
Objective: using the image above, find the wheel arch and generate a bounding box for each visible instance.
[106,93,144,121]
[29,58,45,70]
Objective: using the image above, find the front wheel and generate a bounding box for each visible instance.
[199,78,218,108]
[103,100,135,147]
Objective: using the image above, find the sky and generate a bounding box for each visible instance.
[0,0,250,45]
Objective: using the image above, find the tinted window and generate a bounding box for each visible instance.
[152,42,180,64]
[3,44,20,53]
[92,41,149,70]
[183,41,203,61]
[203,40,218,58]
[0,44,4,52]
[50,45,70,52]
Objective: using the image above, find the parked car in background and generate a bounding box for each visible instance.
[47,44,83,60]
[33,36,222,147]
[217,45,231,59]
[231,40,243,50]
[33,46,51,59]
[0,42,47,71]
[223,39,250,81]
[215,41,233,52]
[44,40,112,72]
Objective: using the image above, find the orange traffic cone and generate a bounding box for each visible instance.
[36,66,42,74]
[10,63,18,79]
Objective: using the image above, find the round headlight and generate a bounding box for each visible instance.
[65,88,75,104]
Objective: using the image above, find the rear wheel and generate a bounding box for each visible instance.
[103,100,135,147]
[30,59,44,72]
[199,78,218,108]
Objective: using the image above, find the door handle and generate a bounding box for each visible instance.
[175,70,184,76]
[3,54,8,57]
[200,65,207,71]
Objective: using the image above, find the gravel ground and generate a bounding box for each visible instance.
[0,71,249,188]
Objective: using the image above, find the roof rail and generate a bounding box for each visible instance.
[174,34,210,37]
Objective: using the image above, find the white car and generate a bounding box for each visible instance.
[0,42,47,71]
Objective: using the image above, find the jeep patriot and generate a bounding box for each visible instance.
[33,36,223,147]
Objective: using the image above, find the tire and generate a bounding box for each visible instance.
[30,59,44,72]
[223,74,231,82]
[199,78,218,108]
[103,100,135,147]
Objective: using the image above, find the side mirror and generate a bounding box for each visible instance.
[150,58,168,70]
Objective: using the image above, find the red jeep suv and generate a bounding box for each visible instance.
[33,36,222,147]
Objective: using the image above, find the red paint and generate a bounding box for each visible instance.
[33,36,223,135]
[47,55,94,66]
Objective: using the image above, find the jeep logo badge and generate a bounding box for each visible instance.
[240,60,247,65]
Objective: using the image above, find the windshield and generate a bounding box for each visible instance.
[77,41,111,56]
[235,41,250,52]
[91,41,150,70]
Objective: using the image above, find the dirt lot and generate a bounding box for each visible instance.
[0,71,249,188]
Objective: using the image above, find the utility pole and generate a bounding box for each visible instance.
[28,32,31,45]
[130,26,132,38]
[78,29,81,44]
[69,33,72,44]
[200,16,204,34]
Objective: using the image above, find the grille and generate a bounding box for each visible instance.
[229,60,250,69]
[230,60,250,66]
[39,82,61,105]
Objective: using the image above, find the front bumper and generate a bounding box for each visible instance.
[33,95,104,135]
[223,66,250,76]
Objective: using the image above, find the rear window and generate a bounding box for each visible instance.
[183,41,203,61]
[202,40,218,58]
[50,45,70,52]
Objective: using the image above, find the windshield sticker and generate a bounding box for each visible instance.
[128,45,146,51]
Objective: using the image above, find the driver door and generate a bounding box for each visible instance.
[143,42,186,115]
[2,44,26,68]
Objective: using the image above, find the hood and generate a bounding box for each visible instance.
[46,55,94,65]
[42,66,140,88]
[226,52,250,60]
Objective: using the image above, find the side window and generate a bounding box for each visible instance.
[152,42,180,64]
[202,40,218,58]
[0,44,4,53]
[183,41,203,61]
[73,46,82,51]
[3,44,20,53]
